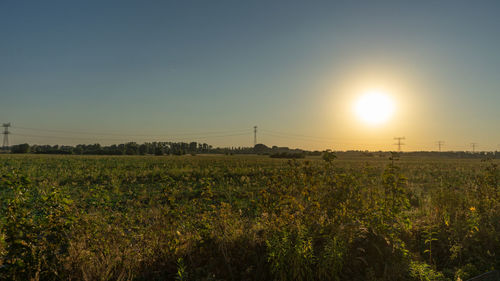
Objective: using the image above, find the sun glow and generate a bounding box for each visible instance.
[354,90,395,125]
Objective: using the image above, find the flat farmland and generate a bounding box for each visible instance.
[0,154,498,281]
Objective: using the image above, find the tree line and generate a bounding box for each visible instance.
[7,142,500,158]
[9,142,214,155]
[8,142,317,156]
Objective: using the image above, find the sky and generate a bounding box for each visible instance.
[1,0,499,151]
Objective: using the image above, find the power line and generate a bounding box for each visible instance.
[393,137,405,152]
[261,131,395,148]
[7,124,499,151]
[11,131,252,143]
[10,124,253,145]
[260,129,343,141]
[261,132,336,144]
[12,125,250,138]
[260,132,377,148]
[12,133,125,142]
[261,129,394,145]
[260,130,345,146]
[12,125,414,149]
[187,132,252,140]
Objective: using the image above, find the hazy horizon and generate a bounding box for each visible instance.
[1,1,499,151]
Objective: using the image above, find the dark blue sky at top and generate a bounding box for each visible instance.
[0,0,499,149]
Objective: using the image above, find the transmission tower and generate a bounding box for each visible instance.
[470,142,477,153]
[253,126,257,147]
[2,123,11,151]
[393,137,405,152]
[437,141,445,152]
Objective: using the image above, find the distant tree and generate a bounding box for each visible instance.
[11,143,30,154]
[322,150,337,162]
[189,142,197,153]
[139,144,148,155]
[125,142,139,155]
[154,147,164,156]
[254,143,269,154]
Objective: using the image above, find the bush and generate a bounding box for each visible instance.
[0,173,75,280]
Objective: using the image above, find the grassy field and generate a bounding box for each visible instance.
[0,154,498,281]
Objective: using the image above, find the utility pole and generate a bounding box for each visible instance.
[253,126,257,147]
[393,137,405,152]
[437,141,445,152]
[470,142,477,153]
[2,123,10,151]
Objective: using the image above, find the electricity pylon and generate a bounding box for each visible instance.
[437,141,444,152]
[253,126,257,146]
[393,137,405,152]
[2,123,11,151]
[470,142,477,153]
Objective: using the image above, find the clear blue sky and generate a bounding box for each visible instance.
[1,0,499,151]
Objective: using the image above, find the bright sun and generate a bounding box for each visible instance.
[354,90,395,125]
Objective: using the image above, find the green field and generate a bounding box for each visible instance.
[0,154,498,281]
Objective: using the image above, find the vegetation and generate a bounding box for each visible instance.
[269,152,305,159]
[9,142,499,161]
[10,142,214,156]
[0,154,498,280]
[8,142,317,157]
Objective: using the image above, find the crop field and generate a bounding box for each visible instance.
[0,154,498,281]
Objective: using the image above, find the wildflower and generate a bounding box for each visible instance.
[469,206,476,212]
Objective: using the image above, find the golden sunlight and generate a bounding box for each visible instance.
[354,90,395,125]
